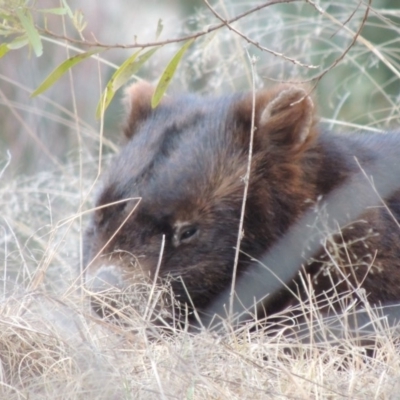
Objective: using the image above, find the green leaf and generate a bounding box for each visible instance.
[7,35,29,50]
[112,50,143,91]
[155,19,163,40]
[0,43,9,58]
[113,47,159,91]
[37,8,68,15]
[96,86,114,120]
[96,47,160,118]
[61,0,74,18]
[72,9,87,33]
[16,8,43,57]
[32,49,103,97]
[152,39,195,108]
[96,50,141,119]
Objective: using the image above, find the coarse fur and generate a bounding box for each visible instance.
[84,81,400,324]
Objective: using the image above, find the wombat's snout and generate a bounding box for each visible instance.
[85,265,127,319]
[85,260,175,322]
[85,265,124,293]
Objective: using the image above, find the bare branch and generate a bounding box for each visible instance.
[40,0,300,51]
[307,0,372,83]
[203,0,317,69]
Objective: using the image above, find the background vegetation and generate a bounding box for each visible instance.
[1,0,400,398]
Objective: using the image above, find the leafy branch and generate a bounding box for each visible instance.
[0,0,373,117]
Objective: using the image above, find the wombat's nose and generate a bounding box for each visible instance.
[85,265,124,293]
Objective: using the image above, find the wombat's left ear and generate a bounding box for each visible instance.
[123,81,155,138]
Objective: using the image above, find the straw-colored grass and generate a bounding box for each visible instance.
[1,168,400,399]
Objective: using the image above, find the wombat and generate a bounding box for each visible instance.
[84,81,400,327]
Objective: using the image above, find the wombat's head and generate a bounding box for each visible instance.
[84,82,318,323]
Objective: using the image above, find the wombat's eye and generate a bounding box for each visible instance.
[172,223,199,246]
[180,226,197,241]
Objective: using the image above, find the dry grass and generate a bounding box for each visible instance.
[1,169,400,399]
[1,284,400,398]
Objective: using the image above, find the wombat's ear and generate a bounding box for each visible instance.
[236,85,317,155]
[260,85,316,154]
[123,81,155,138]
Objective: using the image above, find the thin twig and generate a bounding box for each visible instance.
[40,0,300,50]
[229,52,257,321]
[203,0,317,69]
[306,0,373,84]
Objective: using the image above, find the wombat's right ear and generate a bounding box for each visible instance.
[123,81,154,138]
[258,86,316,154]
[234,85,317,157]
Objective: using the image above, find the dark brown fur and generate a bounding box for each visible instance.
[84,82,400,324]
